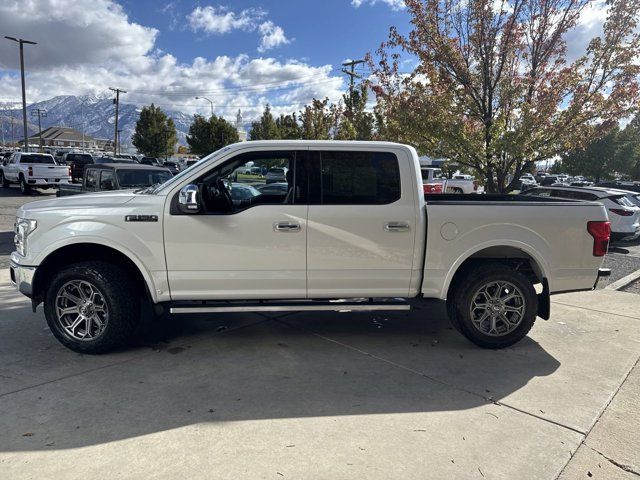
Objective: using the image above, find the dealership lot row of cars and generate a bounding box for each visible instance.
[2,148,640,243]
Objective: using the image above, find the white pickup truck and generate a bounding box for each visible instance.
[10,141,611,354]
[1,152,71,194]
[421,167,479,193]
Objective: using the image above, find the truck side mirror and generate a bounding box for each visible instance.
[178,184,201,214]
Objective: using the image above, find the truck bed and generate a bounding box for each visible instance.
[425,193,578,203]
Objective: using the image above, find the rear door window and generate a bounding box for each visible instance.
[316,151,401,205]
[85,169,99,189]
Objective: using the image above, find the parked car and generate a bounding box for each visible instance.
[265,166,288,184]
[589,187,640,208]
[113,154,138,162]
[9,141,613,354]
[421,167,479,193]
[596,181,640,193]
[1,152,71,194]
[520,186,640,241]
[61,152,94,182]
[94,156,136,164]
[163,161,180,175]
[539,175,560,186]
[57,163,173,196]
[140,157,161,166]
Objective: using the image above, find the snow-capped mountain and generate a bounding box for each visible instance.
[0,95,194,149]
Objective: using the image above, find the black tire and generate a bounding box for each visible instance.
[44,261,140,354]
[0,171,9,188]
[447,263,537,348]
[19,176,31,195]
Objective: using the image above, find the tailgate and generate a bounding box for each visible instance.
[30,164,69,179]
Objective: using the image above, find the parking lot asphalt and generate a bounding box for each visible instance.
[1,186,639,478]
[0,269,639,479]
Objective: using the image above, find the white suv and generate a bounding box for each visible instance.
[521,186,640,241]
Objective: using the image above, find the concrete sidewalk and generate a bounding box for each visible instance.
[0,269,638,479]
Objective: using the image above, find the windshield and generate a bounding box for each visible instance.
[117,169,172,187]
[67,154,93,164]
[150,147,230,194]
[20,154,55,164]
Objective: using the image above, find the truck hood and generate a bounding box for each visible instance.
[18,190,139,216]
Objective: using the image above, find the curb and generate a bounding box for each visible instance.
[606,268,640,291]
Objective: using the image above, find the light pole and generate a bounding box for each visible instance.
[4,36,37,153]
[195,96,214,118]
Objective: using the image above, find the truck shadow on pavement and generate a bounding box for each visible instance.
[0,297,560,452]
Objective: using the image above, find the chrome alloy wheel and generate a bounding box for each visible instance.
[55,280,109,341]
[469,281,526,337]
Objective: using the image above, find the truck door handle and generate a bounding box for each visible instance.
[274,222,301,232]
[384,222,410,232]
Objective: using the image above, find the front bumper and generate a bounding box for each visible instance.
[9,261,36,297]
[594,267,611,290]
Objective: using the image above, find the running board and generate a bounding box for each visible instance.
[169,300,410,314]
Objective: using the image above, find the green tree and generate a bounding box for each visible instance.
[371,0,640,192]
[132,104,178,158]
[275,113,302,139]
[186,114,239,157]
[342,83,374,140]
[616,116,640,180]
[300,98,338,140]
[249,104,280,140]
[561,127,620,182]
[334,117,357,140]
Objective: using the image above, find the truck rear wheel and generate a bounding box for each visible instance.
[19,176,31,194]
[44,261,140,354]
[0,171,9,188]
[447,263,537,348]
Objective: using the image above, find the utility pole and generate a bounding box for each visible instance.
[30,108,47,152]
[4,36,37,152]
[109,87,126,155]
[341,59,365,97]
[117,129,123,155]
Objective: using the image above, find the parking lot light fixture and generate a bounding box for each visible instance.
[4,36,37,153]
[195,96,214,118]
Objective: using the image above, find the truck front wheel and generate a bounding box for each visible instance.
[447,263,537,348]
[44,261,140,354]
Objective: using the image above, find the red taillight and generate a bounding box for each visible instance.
[28,166,33,177]
[473,180,479,191]
[68,166,72,178]
[587,221,611,257]
[609,208,634,217]
[423,183,443,193]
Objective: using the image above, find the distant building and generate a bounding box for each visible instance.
[235,110,247,142]
[21,126,97,149]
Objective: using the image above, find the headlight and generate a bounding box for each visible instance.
[14,218,37,256]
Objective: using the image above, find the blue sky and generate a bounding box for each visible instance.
[123,0,409,67]
[0,0,411,122]
[0,0,604,124]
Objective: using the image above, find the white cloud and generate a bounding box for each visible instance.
[351,0,405,10]
[187,5,266,35]
[257,21,291,52]
[186,5,291,53]
[564,0,608,62]
[0,0,343,123]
